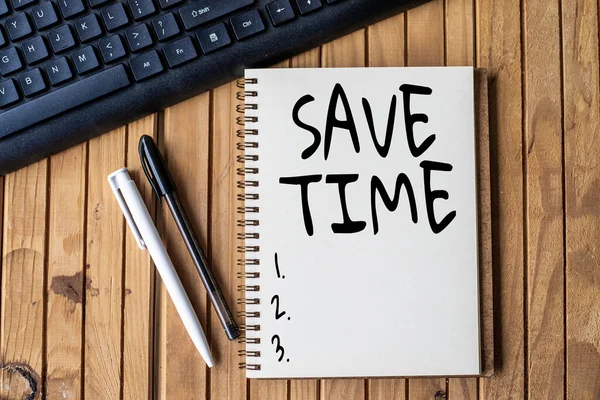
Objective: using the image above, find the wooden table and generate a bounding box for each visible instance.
[1,0,598,399]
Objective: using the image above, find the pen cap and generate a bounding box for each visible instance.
[108,168,146,250]
[139,135,176,199]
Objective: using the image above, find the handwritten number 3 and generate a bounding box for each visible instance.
[271,335,285,362]
[271,295,287,320]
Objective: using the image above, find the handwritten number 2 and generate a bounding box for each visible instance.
[271,335,285,362]
[270,295,287,320]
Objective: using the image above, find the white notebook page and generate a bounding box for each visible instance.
[243,67,480,378]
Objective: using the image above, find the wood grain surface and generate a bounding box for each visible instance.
[2,1,599,399]
[477,0,526,399]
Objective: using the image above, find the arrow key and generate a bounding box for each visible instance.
[294,0,322,15]
[267,0,295,27]
[99,35,127,63]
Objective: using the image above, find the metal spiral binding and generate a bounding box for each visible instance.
[236,77,261,371]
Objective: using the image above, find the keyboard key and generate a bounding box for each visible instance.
[71,45,99,74]
[128,0,155,20]
[5,14,33,41]
[130,49,163,81]
[326,0,343,3]
[99,34,126,63]
[88,0,110,8]
[0,79,19,108]
[21,36,49,64]
[45,56,72,85]
[179,0,254,31]
[102,3,130,32]
[125,24,153,52]
[295,0,322,14]
[231,10,265,41]
[11,0,36,11]
[267,0,295,26]
[48,25,76,53]
[163,36,197,67]
[0,47,23,75]
[196,23,230,54]
[75,13,103,42]
[0,29,5,48]
[32,2,59,30]
[157,0,181,10]
[57,0,85,19]
[152,13,179,41]
[0,0,8,16]
[19,67,46,96]
[0,65,131,138]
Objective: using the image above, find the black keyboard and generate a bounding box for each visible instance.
[0,0,428,174]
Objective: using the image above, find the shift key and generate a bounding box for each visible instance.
[179,0,254,30]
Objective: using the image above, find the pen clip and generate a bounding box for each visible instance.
[108,168,146,250]
[139,135,176,203]
[139,138,163,203]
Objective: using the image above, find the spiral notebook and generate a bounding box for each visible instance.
[237,67,491,379]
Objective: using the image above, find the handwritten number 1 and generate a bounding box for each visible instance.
[271,295,287,320]
[271,335,285,362]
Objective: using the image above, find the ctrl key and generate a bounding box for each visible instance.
[0,78,19,108]
[130,50,164,81]
[231,10,265,41]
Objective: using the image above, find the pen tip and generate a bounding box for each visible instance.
[207,356,215,368]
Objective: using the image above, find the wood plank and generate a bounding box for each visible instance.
[445,0,479,396]
[322,380,364,400]
[0,162,48,400]
[523,0,565,398]
[366,13,407,400]
[476,0,526,398]
[369,379,405,400]
[209,82,246,400]
[367,14,406,67]
[448,378,477,400]
[283,48,321,400]
[406,0,444,66]
[290,380,319,400]
[45,145,86,400]
[122,115,158,400]
[406,0,446,396]
[157,94,210,399]
[320,29,365,400]
[84,128,126,399]
[562,0,600,398]
[407,379,445,400]
[291,48,321,69]
[445,0,473,66]
[249,380,288,400]
[322,30,365,68]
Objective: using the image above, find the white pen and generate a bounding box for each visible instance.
[108,168,215,368]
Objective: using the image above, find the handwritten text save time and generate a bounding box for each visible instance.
[279,83,458,236]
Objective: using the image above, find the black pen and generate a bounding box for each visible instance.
[139,135,241,341]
